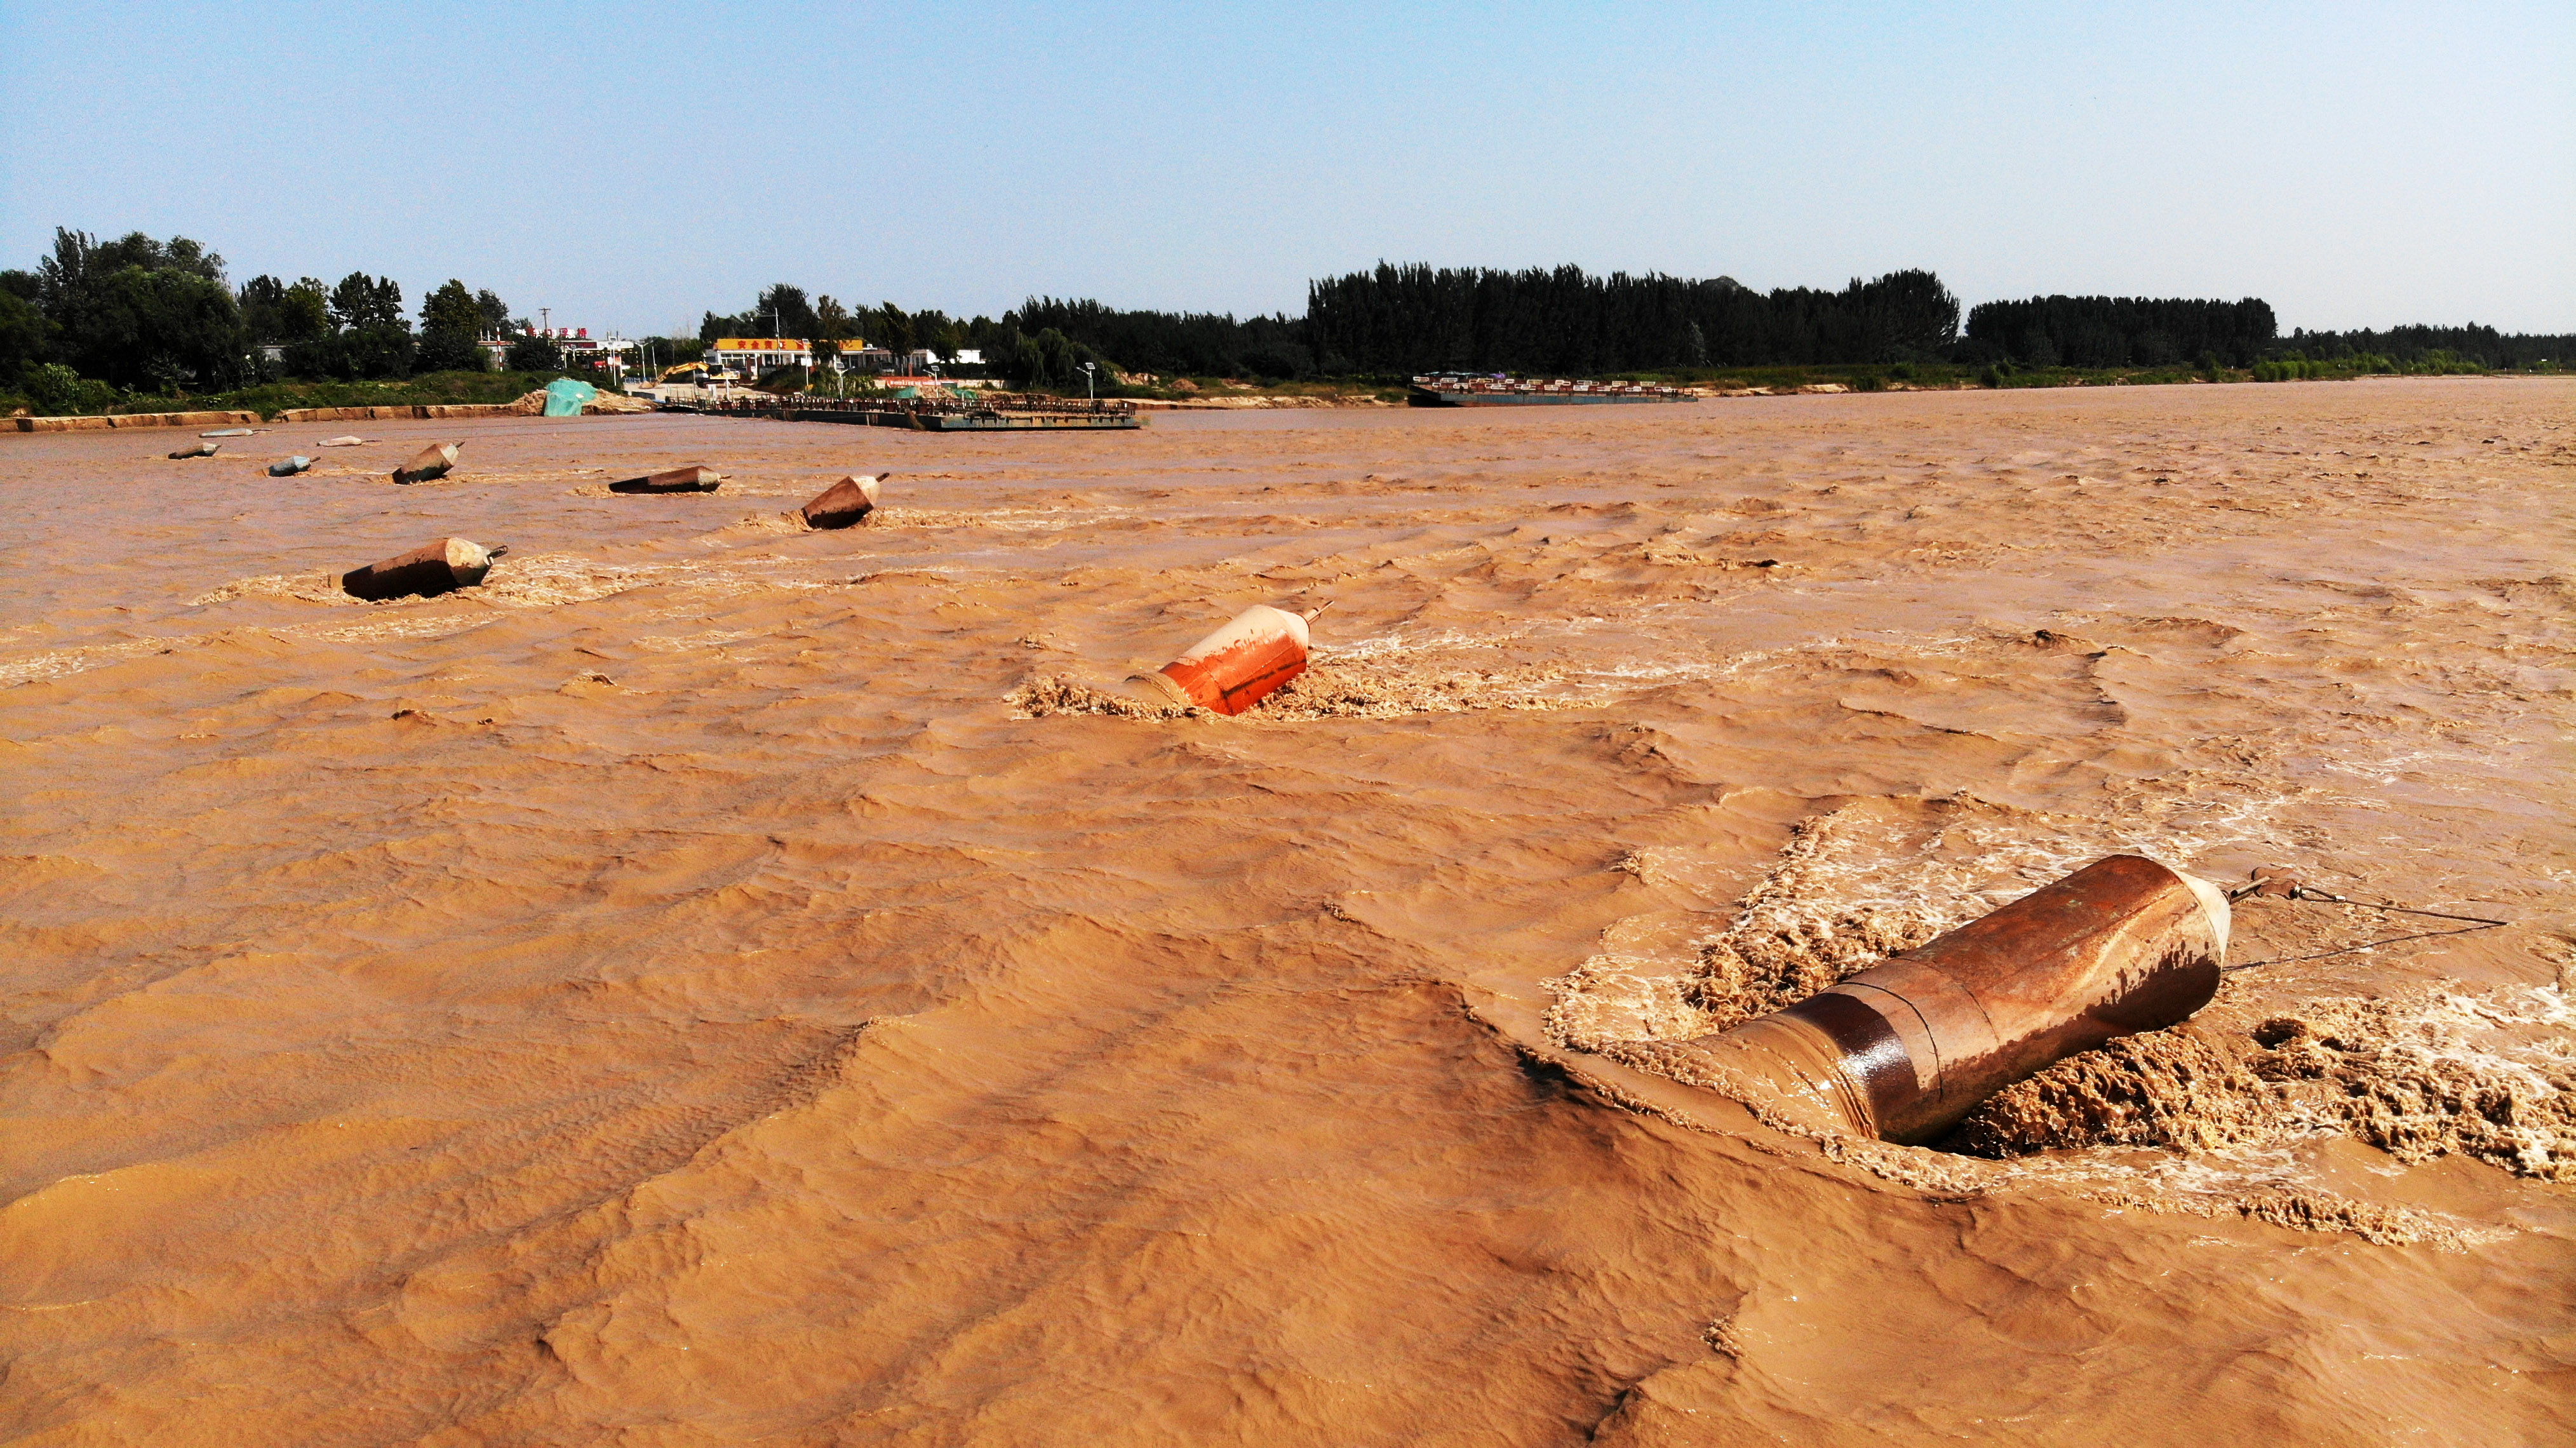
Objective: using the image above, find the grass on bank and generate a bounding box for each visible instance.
[0,370,611,420]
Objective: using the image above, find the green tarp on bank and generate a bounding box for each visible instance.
[542,379,596,417]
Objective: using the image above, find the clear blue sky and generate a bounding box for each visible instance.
[3,2,2568,338]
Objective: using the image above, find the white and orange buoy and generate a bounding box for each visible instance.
[1675,854,2231,1143]
[1130,603,1323,715]
[391,441,461,485]
[798,473,884,528]
[341,537,507,601]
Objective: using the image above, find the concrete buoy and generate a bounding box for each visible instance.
[798,473,883,528]
[341,537,507,601]
[1680,854,2230,1143]
[1130,604,1317,714]
[170,441,219,459]
[267,455,313,477]
[608,465,722,493]
[392,442,461,485]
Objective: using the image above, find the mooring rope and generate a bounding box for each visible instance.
[2219,875,2512,972]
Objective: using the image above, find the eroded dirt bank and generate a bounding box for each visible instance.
[3,379,2570,1445]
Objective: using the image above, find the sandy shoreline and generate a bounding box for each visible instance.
[3,379,2570,1445]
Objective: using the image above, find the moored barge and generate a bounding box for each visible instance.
[1407,373,1691,406]
[671,394,1143,431]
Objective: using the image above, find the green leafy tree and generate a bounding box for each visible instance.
[420,279,481,337]
[875,301,917,357]
[755,283,819,338]
[506,332,563,372]
[418,330,488,372]
[279,279,330,342]
[238,275,288,343]
[29,229,247,389]
[0,283,55,382]
[328,272,406,332]
[76,265,245,389]
[20,360,109,412]
[815,295,854,343]
[474,288,510,336]
[417,279,491,372]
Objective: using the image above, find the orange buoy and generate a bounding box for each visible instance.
[608,464,722,493]
[798,473,884,528]
[392,441,461,485]
[1130,604,1317,714]
[1678,854,2230,1143]
[341,537,507,601]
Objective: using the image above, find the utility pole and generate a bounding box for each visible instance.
[1083,361,1096,401]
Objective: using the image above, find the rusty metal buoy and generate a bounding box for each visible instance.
[1130,604,1317,715]
[392,442,461,485]
[798,473,883,528]
[1679,854,2231,1143]
[341,537,507,601]
[608,465,722,494]
[170,440,218,459]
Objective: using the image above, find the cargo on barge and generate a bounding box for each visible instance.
[1407,373,1691,406]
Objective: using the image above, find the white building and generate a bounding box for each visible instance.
[483,326,635,375]
[708,337,814,375]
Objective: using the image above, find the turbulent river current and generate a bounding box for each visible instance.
[4,379,2570,1445]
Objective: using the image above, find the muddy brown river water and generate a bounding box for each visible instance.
[3,379,2570,1445]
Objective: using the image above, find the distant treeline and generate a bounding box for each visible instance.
[694,265,1968,385]
[970,274,2568,384]
[0,227,594,413]
[694,286,1303,388]
[1304,264,1962,373]
[10,220,2571,408]
[2280,323,2571,371]
[1009,298,1313,380]
[1962,296,2278,368]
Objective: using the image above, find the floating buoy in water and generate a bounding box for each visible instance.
[170,441,218,459]
[798,473,883,528]
[1680,854,2230,1143]
[341,537,507,601]
[317,435,371,447]
[392,442,461,485]
[608,464,721,493]
[267,455,313,476]
[201,428,255,438]
[1130,603,1319,714]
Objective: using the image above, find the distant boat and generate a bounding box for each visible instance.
[1407,373,1691,406]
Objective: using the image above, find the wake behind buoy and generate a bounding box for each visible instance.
[341,537,507,601]
[1675,854,2230,1143]
[1129,604,1320,715]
